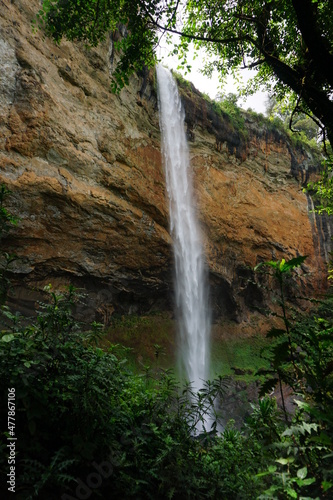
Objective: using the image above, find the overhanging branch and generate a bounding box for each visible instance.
[146,16,256,46]
[245,59,265,69]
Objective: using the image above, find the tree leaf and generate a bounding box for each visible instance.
[302,422,318,434]
[266,328,287,339]
[297,466,307,479]
[259,378,278,397]
[1,333,15,342]
[301,477,316,486]
[286,487,297,498]
[322,481,333,492]
[282,256,307,271]
[276,457,295,465]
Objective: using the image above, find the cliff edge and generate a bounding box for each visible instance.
[0,0,330,326]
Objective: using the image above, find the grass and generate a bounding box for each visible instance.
[210,335,271,382]
[102,313,271,383]
[102,314,272,427]
[102,313,176,373]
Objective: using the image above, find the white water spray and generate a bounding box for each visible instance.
[157,65,211,396]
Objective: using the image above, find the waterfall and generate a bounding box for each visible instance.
[156,65,211,398]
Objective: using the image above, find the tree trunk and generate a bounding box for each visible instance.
[292,0,333,88]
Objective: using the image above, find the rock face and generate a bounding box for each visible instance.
[0,0,331,325]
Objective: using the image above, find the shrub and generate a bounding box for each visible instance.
[0,287,231,499]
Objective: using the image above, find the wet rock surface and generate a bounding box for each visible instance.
[0,0,331,326]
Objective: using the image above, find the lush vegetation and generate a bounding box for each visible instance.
[306,159,333,216]
[1,274,332,499]
[0,188,332,499]
[2,2,333,497]
[265,96,322,150]
[35,0,333,145]
[176,0,333,145]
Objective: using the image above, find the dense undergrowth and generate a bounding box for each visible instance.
[0,185,333,499]
[0,270,332,499]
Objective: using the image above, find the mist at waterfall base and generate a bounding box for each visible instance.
[156,65,213,431]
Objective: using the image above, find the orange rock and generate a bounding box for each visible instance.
[0,0,330,327]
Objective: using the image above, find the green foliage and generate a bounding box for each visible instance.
[0,185,18,305]
[254,256,308,407]
[266,96,321,145]
[1,286,245,499]
[255,255,307,280]
[254,255,333,407]
[0,286,119,498]
[0,184,18,238]
[1,284,330,499]
[306,159,333,215]
[292,116,320,142]
[214,93,247,136]
[255,409,331,500]
[173,70,194,91]
[247,389,333,499]
[178,0,333,144]
[0,186,332,498]
[199,420,263,499]
[35,0,158,92]
[251,257,333,499]
[246,397,281,445]
[34,1,333,142]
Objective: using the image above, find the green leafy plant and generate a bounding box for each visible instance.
[254,257,307,415]
[0,184,19,304]
[251,257,333,499]
[0,285,237,499]
[0,182,332,499]
[306,159,333,216]
[35,1,333,145]
[0,285,125,498]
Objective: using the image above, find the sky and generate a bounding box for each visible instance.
[159,47,268,115]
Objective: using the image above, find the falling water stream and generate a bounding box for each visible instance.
[157,65,211,406]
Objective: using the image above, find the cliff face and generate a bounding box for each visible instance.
[0,0,330,325]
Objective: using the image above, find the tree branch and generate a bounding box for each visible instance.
[295,106,329,154]
[244,59,265,69]
[289,94,302,134]
[169,0,181,28]
[147,17,256,46]
[234,13,258,23]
